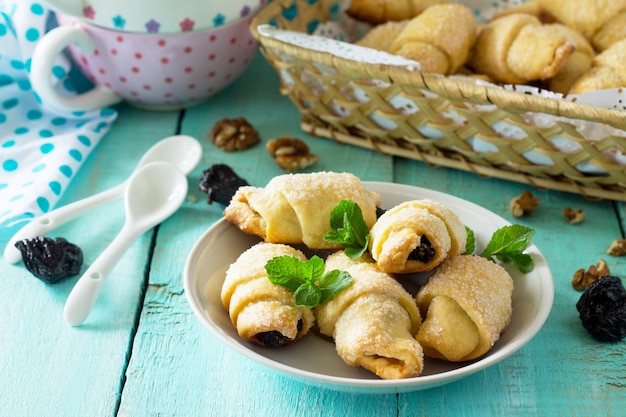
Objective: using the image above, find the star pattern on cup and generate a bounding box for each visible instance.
[77,7,256,33]
[82,6,95,20]
[212,13,226,27]
[179,18,195,32]
[240,6,251,17]
[145,19,160,33]
[112,15,126,29]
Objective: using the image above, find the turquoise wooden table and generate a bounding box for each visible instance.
[1,53,624,417]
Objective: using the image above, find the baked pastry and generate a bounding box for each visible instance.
[346,0,450,26]
[221,242,315,347]
[536,0,626,50]
[223,172,380,250]
[368,199,467,274]
[491,0,556,23]
[471,13,575,84]
[356,20,409,52]
[389,4,477,75]
[415,255,514,362]
[592,11,626,52]
[314,251,424,379]
[569,39,626,94]
[542,24,595,94]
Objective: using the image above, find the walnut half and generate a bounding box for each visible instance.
[510,191,540,218]
[266,136,319,172]
[210,117,260,152]
[607,239,626,256]
[572,259,611,291]
[563,207,585,224]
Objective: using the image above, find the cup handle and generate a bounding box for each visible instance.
[31,25,122,113]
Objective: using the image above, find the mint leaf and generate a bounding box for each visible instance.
[265,255,305,292]
[481,224,535,257]
[301,255,325,283]
[318,270,353,304]
[502,252,534,274]
[463,226,476,255]
[294,283,321,308]
[480,224,535,272]
[343,245,368,259]
[265,255,353,307]
[324,200,370,259]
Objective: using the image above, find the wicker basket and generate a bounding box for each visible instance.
[250,0,626,201]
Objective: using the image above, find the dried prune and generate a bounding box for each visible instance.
[253,330,290,348]
[251,319,303,347]
[407,235,436,263]
[576,275,626,342]
[15,236,83,284]
[199,164,248,205]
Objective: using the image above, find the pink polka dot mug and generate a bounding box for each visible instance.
[31,13,258,112]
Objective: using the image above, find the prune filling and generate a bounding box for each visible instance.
[576,275,626,342]
[15,236,83,284]
[407,235,436,263]
[198,164,248,205]
[253,319,303,348]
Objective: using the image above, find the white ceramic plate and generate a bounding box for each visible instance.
[183,182,554,393]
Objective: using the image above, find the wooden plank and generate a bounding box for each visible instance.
[0,105,181,416]
[393,158,625,416]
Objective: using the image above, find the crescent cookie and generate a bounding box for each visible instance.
[402,199,467,258]
[346,0,451,25]
[368,199,466,274]
[223,171,380,250]
[415,255,514,362]
[389,4,478,75]
[471,13,575,85]
[315,251,424,379]
[356,20,409,52]
[221,242,315,347]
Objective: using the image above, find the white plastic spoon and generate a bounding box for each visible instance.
[63,161,188,326]
[4,135,201,264]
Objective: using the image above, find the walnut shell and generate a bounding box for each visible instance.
[266,136,319,172]
[210,117,260,152]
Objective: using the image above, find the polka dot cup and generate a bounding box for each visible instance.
[30,13,258,112]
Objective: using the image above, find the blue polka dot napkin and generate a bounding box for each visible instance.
[0,0,117,228]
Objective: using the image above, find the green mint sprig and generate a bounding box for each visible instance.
[323,200,370,259]
[265,255,353,308]
[463,226,476,255]
[469,224,535,273]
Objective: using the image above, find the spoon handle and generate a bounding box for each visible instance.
[63,222,144,326]
[3,182,127,264]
